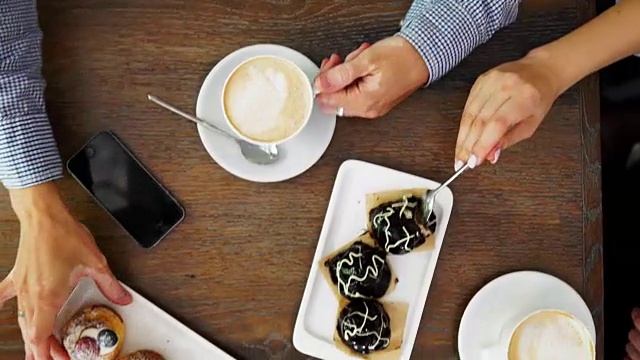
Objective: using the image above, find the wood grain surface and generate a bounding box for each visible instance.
[0,0,603,359]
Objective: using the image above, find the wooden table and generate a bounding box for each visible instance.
[0,0,603,359]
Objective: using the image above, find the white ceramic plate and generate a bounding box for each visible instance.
[292,159,454,360]
[195,44,336,183]
[54,278,236,360]
[458,270,596,360]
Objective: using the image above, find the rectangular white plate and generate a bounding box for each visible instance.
[54,277,236,360]
[292,159,454,360]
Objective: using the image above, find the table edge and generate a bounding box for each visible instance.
[578,2,604,359]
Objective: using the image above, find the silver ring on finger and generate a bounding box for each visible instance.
[17,310,25,318]
[337,107,345,117]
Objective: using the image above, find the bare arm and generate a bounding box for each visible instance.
[533,0,640,95]
[454,0,640,169]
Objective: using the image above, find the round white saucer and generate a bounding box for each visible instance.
[195,44,336,183]
[458,271,596,359]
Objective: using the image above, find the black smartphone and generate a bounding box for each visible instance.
[66,131,185,248]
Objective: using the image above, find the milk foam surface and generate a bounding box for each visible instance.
[223,57,311,143]
[508,311,594,360]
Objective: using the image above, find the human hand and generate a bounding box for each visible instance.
[318,42,371,76]
[0,183,132,360]
[314,36,429,118]
[453,51,565,170]
[627,308,640,360]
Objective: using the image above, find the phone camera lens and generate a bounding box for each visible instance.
[85,146,95,158]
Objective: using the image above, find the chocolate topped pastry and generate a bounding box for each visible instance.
[325,240,392,299]
[336,299,391,355]
[369,195,437,255]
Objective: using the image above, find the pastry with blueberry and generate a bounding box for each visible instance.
[324,239,394,299]
[61,305,125,360]
[368,191,437,255]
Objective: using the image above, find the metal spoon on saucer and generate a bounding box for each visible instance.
[147,94,279,165]
[422,163,470,222]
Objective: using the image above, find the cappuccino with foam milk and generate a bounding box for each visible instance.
[507,310,594,360]
[222,56,312,144]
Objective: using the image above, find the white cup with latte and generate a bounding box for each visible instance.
[221,55,314,146]
[480,309,595,360]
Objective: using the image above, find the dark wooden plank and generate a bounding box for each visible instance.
[577,0,605,359]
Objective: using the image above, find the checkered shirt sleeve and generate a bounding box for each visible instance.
[0,0,63,189]
[397,0,522,86]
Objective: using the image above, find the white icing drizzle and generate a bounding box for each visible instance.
[335,245,385,298]
[372,196,425,252]
[340,301,390,351]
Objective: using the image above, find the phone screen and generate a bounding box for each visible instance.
[67,131,185,248]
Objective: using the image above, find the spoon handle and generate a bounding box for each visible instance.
[434,162,469,195]
[147,94,234,140]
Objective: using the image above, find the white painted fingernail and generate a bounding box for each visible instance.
[467,155,477,169]
[454,160,464,171]
[490,149,501,164]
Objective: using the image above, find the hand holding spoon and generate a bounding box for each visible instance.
[421,163,469,223]
[147,94,279,165]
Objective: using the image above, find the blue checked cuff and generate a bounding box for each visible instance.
[0,0,63,189]
[0,113,63,189]
[397,0,521,86]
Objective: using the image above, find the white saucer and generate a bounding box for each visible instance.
[458,271,596,360]
[195,44,336,183]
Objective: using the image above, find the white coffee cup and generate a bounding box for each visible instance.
[480,308,595,360]
[221,55,314,146]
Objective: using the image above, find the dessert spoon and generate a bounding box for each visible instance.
[421,163,469,223]
[147,94,279,165]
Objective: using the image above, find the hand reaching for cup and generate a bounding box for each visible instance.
[0,183,132,360]
[453,52,564,170]
[314,36,429,118]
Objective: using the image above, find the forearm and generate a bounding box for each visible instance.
[397,0,522,85]
[10,182,68,224]
[0,0,63,190]
[529,0,640,95]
